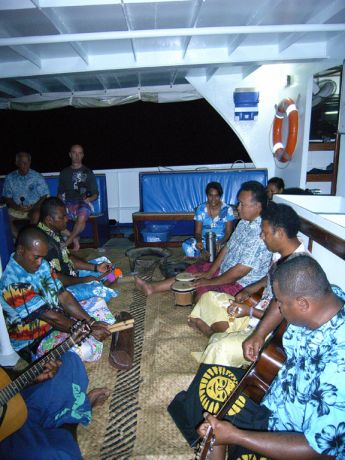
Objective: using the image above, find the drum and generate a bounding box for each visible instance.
[175,271,195,282]
[171,281,195,307]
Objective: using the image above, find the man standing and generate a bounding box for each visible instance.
[2,151,49,238]
[197,256,345,459]
[58,144,98,250]
[0,226,111,362]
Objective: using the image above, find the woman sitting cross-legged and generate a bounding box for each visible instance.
[182,181,235,259]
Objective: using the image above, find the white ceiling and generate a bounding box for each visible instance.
[0,0,344,107]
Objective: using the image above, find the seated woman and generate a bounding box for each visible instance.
[266,176,284,200]
[182,181,235,258]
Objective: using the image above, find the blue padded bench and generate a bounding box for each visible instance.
[133,168,267,247]
[0,173,109,252]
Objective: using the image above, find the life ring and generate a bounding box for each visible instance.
[272,97,298,162]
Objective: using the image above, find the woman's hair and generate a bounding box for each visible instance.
[206,182,223,197]
[267,177,285,191]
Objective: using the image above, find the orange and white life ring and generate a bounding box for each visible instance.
[272,97,298,162]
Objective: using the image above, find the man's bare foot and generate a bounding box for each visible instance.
[135,276,153,296]
[88,387,111,408]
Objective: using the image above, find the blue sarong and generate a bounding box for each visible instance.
[0,353,90,460]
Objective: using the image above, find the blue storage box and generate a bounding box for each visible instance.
[141,223,174,242]
[233,87,259,121]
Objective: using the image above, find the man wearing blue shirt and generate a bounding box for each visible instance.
[2,151,49,237]
[197,255,345,459]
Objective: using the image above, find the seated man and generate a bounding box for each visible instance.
[0,352,110,460]
[2,151,49,238]
[0,226,112,362]
[189,203,306,341]
[58,144,98,250]
[38,197,120,303]
[136,181,272,301]
[197,255,345,460]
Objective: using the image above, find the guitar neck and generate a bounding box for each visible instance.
[0,335,76,407]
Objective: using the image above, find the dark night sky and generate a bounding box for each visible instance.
[0,99,249,174]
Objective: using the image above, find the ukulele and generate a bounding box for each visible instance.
[194,319,287,460]
[0,320,91,442]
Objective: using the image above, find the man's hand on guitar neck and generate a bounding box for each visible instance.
[197,413,239,446]
[35,359,62,383]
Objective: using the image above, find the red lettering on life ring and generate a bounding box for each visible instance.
[272,98,298,162]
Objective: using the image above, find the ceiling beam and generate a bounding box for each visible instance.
[56,76,74,91]
[227,0,283,55]
[30,1,90,64]
[9,45,42,68]
[241,65,260,79]
[1,24,344,47]
[181,0,204,59]
[0,82,23,97]
[17,78,49,93]
[121,0,137,62]
[279,0,345,52]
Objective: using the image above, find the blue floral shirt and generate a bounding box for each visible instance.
[220,216,272,287]
[194,202,235,243]
[262,287,345,458]
[2,169,49,206]
[0,255,64,351]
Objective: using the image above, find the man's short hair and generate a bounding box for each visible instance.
[261,203,300,238]
[16,225,48,249]
[16,151,31,162]
[272,254,331,298]
[40,197,65,221]
[238,181,267,210]
[206,181,223,197]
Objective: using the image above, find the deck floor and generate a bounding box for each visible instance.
[77,238,207,459]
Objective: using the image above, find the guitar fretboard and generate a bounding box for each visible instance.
[0,336,75,407]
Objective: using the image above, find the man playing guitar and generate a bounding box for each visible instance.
[197,256,345,460]
[0,351,110,460]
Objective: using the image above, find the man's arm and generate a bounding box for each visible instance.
[235,276,268,302]
[2,196,21,211]
[193,263,251,288]
[242,299,283,362]
[58,290,111,341]
[55,272,98,286]
[198,415,333,460]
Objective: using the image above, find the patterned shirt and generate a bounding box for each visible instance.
[2,169,49,206]
[58,166,98,201]
[194,202,235,242]
[263,286,345,459]
[0,255,64,351]
[220,216,272,287]
[38,222,77,277]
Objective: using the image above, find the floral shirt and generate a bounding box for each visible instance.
[262,286,345,458]
[220,216,272,287]
[2,169,49,206]
[38,222,77,277]
[0,255,64,351]
[194,202,235,243]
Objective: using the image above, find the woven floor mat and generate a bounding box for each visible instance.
[78,246,208,459]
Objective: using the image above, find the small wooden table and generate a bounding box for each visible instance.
[132,212,194,247]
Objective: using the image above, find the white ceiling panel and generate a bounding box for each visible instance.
[0,0,343,108]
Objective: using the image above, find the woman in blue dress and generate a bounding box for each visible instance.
[182,182,235,258]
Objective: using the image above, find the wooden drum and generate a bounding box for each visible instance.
[171,281,196,307]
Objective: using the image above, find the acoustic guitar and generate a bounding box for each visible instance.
[0,320,91,442]
[194,319,287,460]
